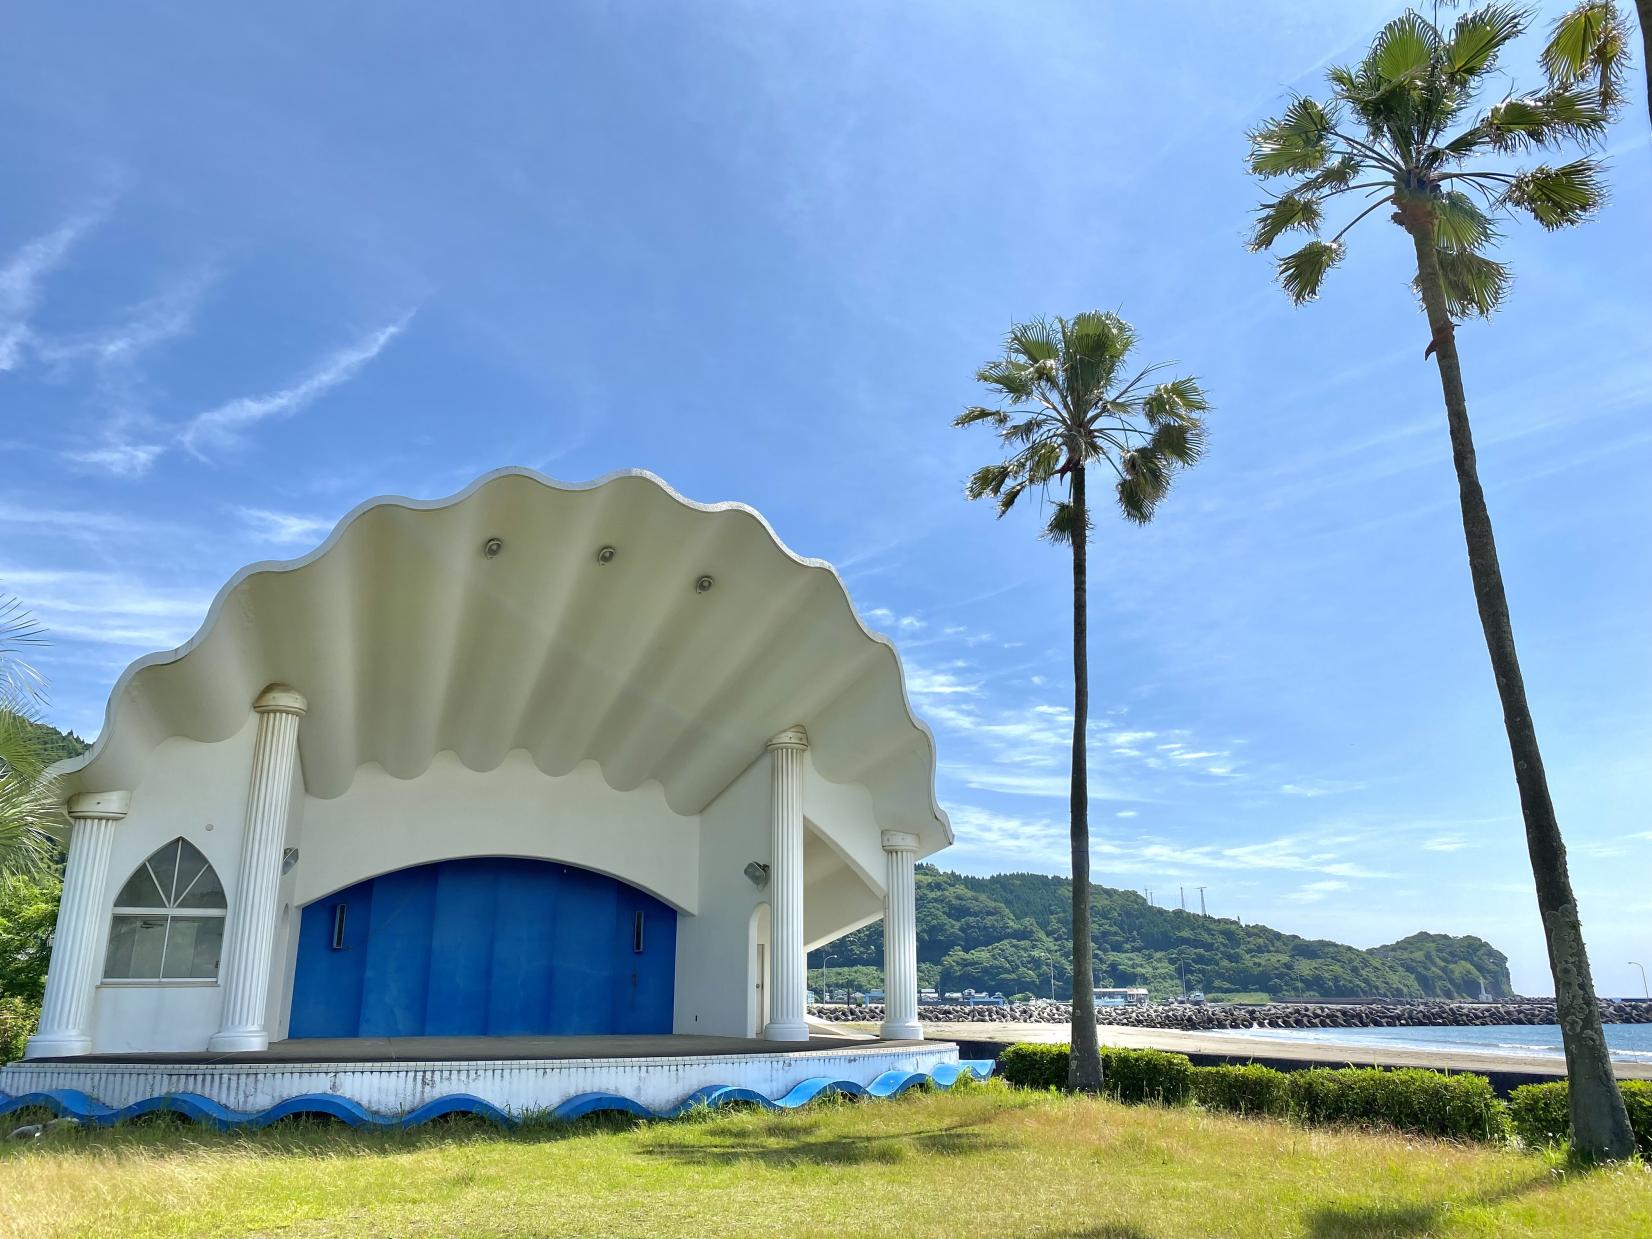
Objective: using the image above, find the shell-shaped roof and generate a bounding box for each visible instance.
[59,469,951,853]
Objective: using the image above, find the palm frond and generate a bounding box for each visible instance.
[1249,194,1324,251]
[952,406,1009,430]
[1542,0,1631,113]
[1444,3,1528,79]
[0,708,61,879]
[1276,240,1344,304]
[1006,319,1061,365]
[1291,155,1366,196]
[1484,87,1610,151]
[1366,10,1439,87]
[1041,498,1091,546]
[974,359,1036,401]
[966,463,1013,502]
[1141,378,1210,426]
[1248,96,1336,177]
[1147,420,1208,467]
[1433,189,1498,250]
[1500,158,1607,228]
[1425,247,1513,318]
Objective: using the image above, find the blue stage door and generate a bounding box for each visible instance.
[288,857,676,1038]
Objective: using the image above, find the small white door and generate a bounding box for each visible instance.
[755,943,769,1037]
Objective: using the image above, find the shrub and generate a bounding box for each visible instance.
[1510,1080,1652,1156]
[998,1042,1068,1091]
[1285,1067,1508,1142]
[0,995,38,1065]
[1190,1063,1291,1116]
[997,1043,1190,1104]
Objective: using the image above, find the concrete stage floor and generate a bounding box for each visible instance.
[37,1031,927,1066]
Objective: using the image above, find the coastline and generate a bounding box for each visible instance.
[914,1021,1652,1081]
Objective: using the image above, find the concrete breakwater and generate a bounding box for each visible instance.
[808,999,1652,1031]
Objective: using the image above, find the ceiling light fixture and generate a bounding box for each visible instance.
[695,575,715,594]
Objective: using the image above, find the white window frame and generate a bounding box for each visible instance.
[102,839,227,986]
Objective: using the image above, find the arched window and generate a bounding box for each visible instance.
[104,838,227,982]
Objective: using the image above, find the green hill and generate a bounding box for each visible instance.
[814,866,1513,1002]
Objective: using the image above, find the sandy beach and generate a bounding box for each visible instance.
[915,1021,1652,1081]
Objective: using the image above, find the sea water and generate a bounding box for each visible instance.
[1204,1022,1652,1064]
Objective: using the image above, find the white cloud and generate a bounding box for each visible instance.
[1284,879,1351,903]
[65,441,167,478]
[1279,779,1365,798]
[0,566,210,650]
[236,507,336,547]
[1116,810,1139,819]
[903,664,980,697]
[1421,834,1470,852]
[0,209,106,371]
[182,313,414,458]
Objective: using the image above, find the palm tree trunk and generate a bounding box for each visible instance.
[1637,1,1652,137]
[1406,221,1633,1161]
[1066,464,1103,1093]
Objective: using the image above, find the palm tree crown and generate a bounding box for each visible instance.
[955,312,1208,532]
[0,593,61,878]
[1248,3,1613,316]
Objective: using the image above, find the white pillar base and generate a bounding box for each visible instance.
[763,1021,811,1043]
[24,1031,92,1059]
[878,1019,923,1041]
[206,1028,270,1053]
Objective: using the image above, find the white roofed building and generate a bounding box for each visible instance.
[23,469,950,1063]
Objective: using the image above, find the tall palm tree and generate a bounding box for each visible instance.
[954,312,1208,1093]
[1541,1,1648,136]
[1247,4,1633,1160]
[0,594,59,878]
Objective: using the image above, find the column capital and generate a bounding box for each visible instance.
[765,725,808,752]
[254,683,308,716]
[66,790,130,821]
[880,829,920,854]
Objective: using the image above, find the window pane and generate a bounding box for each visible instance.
[105,914,168,979]
[175,860,226,909]
[115,864,165,909]
[161,916,223,980]
[172,841,211,906]
[147,841,183,905]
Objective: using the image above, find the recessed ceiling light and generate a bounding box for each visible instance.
[695,575,715,594]
[482,537,504,559]
[597,545,617,565]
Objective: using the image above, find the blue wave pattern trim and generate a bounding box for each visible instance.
[0,1061,993,1130]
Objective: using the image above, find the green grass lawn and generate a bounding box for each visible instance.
[2,1082,1648,1238]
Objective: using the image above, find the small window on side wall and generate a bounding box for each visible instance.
[104,838,227,982]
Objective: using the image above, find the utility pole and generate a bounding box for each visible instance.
[1179,886,1186,911]
[1145,889,1154,907]
[1197,886,1208,917]
[1632,961,1649,1000]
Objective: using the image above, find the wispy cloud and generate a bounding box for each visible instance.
[1284,879,1351,903]
[867,606,925,634]
[181,313,414,459]
[0,565,211,649]
[235,507,335,547]
[0,209,108,371]
[1280,779,1365,798]
[1421,835,1471,853]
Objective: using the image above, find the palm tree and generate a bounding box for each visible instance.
[954,312,1208,1093]
[1247,4,1633,1160]
[1541,1,1648,136]
[0,594,59,878]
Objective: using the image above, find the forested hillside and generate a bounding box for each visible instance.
[813,866,1513,1002]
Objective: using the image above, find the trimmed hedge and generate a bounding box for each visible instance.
[1189,1063,1291,1116]
[997,1042,1190,1103]
[1003,1043,1509,1142]
[1281,1066,1508,1141]
[1509,1080,1652,1155]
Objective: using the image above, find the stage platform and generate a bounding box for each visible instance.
[1,1034,991,1128]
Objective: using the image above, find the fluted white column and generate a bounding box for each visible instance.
[879,830,923,1040]
[764,725,810,1042]
[208,684,306,1053]
[26,791,130,1058]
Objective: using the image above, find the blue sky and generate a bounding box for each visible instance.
[2,2,1648,997]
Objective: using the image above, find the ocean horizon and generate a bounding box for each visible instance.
[1202,1022,1652,1064]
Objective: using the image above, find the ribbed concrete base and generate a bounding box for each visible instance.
[2,1038,963,1117]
